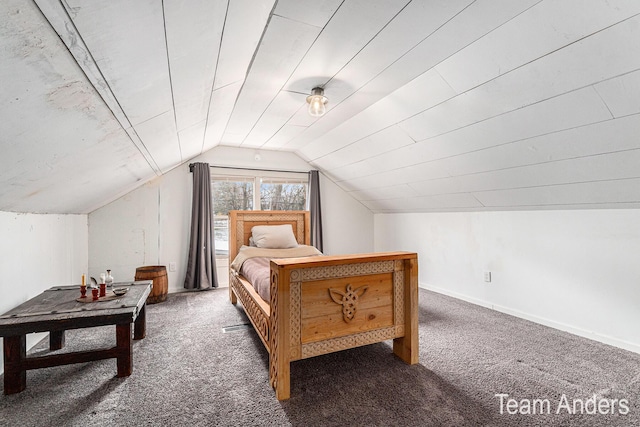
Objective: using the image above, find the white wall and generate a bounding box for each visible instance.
[0,211,88,374]
[89,146,374,294]
[374,210,640,354]
[89,178,168,283]
[320,173,374,255]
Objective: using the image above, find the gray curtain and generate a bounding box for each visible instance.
[184,163,218,290]
[309,170,323,252]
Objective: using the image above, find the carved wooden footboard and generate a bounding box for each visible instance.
[227,211,419,400]
[268,252,418,400]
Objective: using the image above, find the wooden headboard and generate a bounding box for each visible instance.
[228,211,310,263]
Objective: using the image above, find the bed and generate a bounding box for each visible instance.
[228,210,418,400]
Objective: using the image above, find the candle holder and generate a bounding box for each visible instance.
[80,285,87,299]
[99,283,106,297]
[92,288,99,301]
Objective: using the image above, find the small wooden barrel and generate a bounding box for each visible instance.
[135,265,168,304]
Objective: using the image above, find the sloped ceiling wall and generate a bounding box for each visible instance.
[1,0,639,214]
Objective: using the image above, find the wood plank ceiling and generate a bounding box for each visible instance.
[1,0,639,213]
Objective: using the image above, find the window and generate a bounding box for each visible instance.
[212,177,254,213]
[212,176,254,256]
[211,169,308,262]
[260,177,307,211]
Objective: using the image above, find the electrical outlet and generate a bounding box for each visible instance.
[169,262,177,272]
[484,271,492,283]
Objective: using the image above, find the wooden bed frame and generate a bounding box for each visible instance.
[228,210,418,400]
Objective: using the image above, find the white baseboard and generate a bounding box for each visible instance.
[421,283,640,355]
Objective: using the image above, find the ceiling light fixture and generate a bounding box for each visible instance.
[306,87,328,117]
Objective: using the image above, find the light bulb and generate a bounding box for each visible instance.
[308,95,326,117]
[306,87,328,117]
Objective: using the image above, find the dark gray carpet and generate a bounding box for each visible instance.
[1,288,638,426]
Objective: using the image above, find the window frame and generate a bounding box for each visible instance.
[210,167,309,213]
[210,167,309,259]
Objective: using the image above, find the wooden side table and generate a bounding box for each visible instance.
[0,281,152,394]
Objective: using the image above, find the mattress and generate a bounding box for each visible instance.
[240,257,271,302]
[231,245,323,302]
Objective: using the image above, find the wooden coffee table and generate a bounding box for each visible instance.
[0,281,152,394]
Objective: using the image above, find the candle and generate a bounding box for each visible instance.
[80,274,87,298]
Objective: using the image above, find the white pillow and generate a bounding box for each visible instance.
[251,224,298,249]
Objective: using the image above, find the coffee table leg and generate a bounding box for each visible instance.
[115,323,132,377]
[50,330,65,350]
[3,335,26,395]
[134,304,146,340]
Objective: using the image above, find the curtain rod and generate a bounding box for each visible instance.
[189,163,311,174]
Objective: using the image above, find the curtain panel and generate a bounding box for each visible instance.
[184,163,218,290]
[309,170,323,252]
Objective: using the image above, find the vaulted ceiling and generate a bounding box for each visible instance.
[2,0,640,214]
